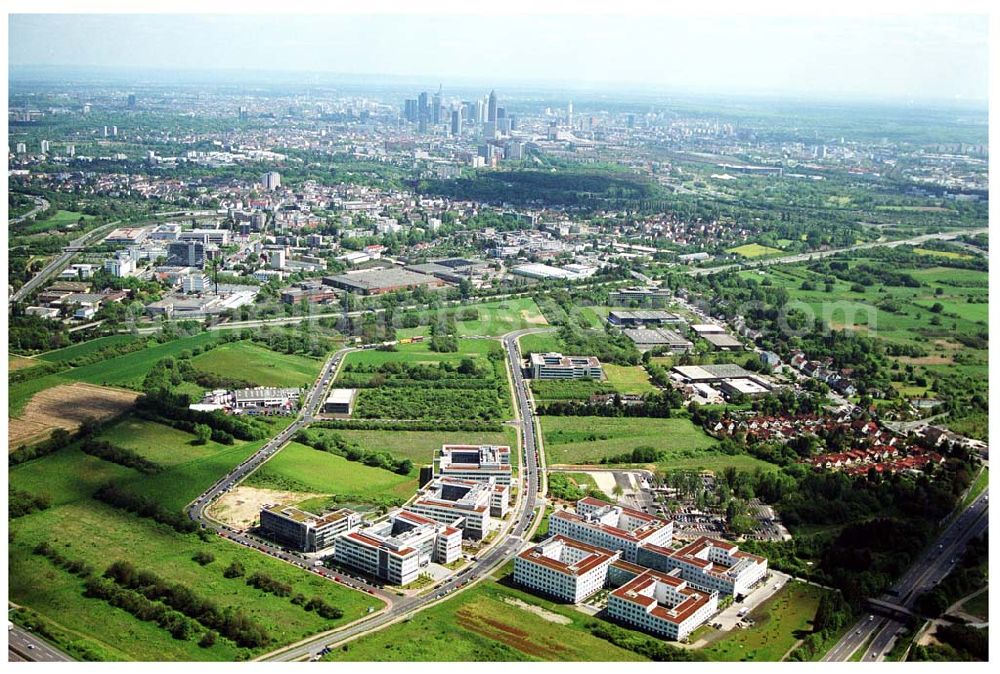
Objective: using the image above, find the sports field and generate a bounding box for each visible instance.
[191,341,323,388]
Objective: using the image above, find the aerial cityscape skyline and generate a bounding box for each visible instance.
[6,5,991,667]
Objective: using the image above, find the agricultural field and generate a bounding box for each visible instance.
[696,582,828,661]
[310,427,518,467]
[8,383,139,449]
[337,338,511,421]
[9,433,378,660]
[726,243,783,258]
[602,364,658,394]
[531,379,617,403]
[323,580,646,662]
[191,341,323,388]
[541,416,775,473]
[244,441,417,509]
[9,332,226,417]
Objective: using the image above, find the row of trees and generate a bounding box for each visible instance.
[80,439,163,474]
[100,560,271,648]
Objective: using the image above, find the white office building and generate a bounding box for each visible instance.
[333,510,461,585]
[529,352,603,380]
[636,536,768,598]
[514,536,620,603]
[549,497,673,563]
[437,444,513,492]
[405,477,493,539]
[607,569,718,641]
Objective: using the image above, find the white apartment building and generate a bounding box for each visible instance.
[405,477,493,539]
[549,497,673,563]
[636,536,768,598]
[438,444,513,494]
[333,510,461,585]
[178,228,230,246]
[529,352,603,380]
[514,536,620,603]
[104,257,137,278]
[608,569,718,641]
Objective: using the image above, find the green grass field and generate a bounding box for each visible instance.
[9,438,378,661]
[698,582,827,661]
[912,248,974,261]
[541,416,718,464]
[602,364,657,394]
[323,580,646,662]
[726,243,783,258]
[9,332,226,417]
[454,298,548,336]
[23,209,96,234]
[38,335,140,362]
[191,342,323,388]
[540,416,774,473]
[245,441,417,504]
[517,332,564,356]
[314,427,518,467]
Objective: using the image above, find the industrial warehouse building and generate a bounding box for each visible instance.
[323,388,357,415]
[514,536,621,603]
[259,506,360,552]
[529,352,603,380]
[622,327,694,354]
[333,510,462,585]
[607,569,719,641]
[322,267,444,295]
[232,387,302,410]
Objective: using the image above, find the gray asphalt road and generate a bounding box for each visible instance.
[8,195,50,225]
[822,488,989,661]
[261,328,548,662]
[7,625,73,662]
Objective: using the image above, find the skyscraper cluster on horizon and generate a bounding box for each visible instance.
[402,87,515,138]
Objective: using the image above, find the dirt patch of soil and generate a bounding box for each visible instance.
[897,354,954,365]
[8,383,139,449]
[519,309,548,325]
[502,597,572,624]
[8,356,39,371]
[208,486,327,529]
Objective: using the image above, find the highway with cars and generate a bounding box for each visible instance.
[261,328,548,662]
[822,488,989,661]
[7,624,73,662]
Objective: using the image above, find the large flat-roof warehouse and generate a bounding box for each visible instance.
[322,267,445,295]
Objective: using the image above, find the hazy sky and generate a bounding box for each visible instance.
[8,13,989,102]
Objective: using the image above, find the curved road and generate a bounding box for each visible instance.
[263,328,547,662]
[8,195,50,225]
[179,329,547,662]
